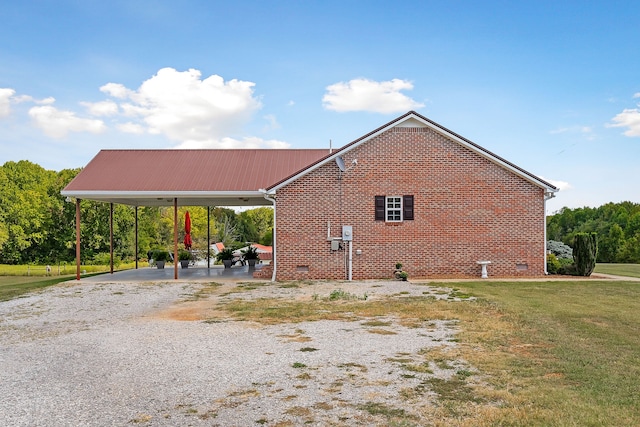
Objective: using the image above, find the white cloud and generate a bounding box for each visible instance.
[633,93,640,99]
[541,176,572,191]
[262,114,280,131]
[37,97,55,105]
[549,125,595,140]
[9,68,274,146]
[607,108,640,137]
[81,100,119,116]
[10,94,55,105]
[174,135,290,149]
[100,83,134,99]
[101,68,262,143]
[28,105,106,138]
[0,88,16,117]
[322,78,424,113]
[117,122,145,134]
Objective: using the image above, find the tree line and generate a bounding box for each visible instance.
[547,201,640,263]
[0,160,273,265]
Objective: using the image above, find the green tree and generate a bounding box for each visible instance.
[0,161,57,263]
[547,202,640,264]
[241,207,273,244]
[573,232,598,276]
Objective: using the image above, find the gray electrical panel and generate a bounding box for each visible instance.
[342,225,353,241]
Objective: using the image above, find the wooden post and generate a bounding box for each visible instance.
[174,198,178,280]
[110,202,114,274]
[207,206,211,269]
[76,198,81,280]
[135,206,138,269]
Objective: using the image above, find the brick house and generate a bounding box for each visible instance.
[264,111,557,280]
[62,111,557,281]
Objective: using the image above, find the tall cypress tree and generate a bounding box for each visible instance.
[573,232,598,276]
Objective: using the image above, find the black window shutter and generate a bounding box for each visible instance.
[403,195,414,220]
[375,196,385,221]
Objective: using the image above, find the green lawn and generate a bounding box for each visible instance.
[0,262,138,301]
[0,275,77,301]
[451,280,640,426]
[0,272,107,301]
[594,263,640,278]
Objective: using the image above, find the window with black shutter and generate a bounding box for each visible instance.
[375,195,414,222]
[403,195,414,220]
[375,196,385,221]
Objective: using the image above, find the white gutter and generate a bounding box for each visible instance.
[260,189,277,282]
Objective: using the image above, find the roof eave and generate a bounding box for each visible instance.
[60,190,271,207]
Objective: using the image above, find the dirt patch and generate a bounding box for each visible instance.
[153,300,223,321]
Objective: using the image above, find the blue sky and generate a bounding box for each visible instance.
[1,0,639,214]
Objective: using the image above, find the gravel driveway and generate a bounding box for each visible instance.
[0,279,469,426]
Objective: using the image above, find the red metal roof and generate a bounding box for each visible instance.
[65,149,329,192]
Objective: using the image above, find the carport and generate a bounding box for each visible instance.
[61,148,329,280]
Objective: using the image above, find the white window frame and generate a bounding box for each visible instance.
[386,196,403,222]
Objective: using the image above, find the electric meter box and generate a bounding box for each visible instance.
[342,225,353,241]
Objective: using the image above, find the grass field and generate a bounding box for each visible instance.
[0,275,82,301]
[0,261,139,301]
[451,280,640,426]
[594,263,640,278]
[215,280,640,426]
[0,262,137,277]
[0,273,114,301]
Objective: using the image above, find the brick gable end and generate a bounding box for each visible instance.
[275,126,545,280]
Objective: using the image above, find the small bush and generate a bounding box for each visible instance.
[547,253,579,275]
[558,262,577,276]
[547,240,573,259]
[215,248,234,261]
[153,250,171,262]
[178,250,192,261]
[547,253,561,274]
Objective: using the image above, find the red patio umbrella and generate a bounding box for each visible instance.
[183,211,192,250]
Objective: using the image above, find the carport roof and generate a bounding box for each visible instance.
[62,149,330,206]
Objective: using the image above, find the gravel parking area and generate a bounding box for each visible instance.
[0,279,470,426]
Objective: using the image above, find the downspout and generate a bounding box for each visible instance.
[544,190,556,275]
[260,189,277,282]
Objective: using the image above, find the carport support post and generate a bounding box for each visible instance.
[109,203,114,275]
[75,198,81,280]
[207,206,211,269]
[135,206,138,269]
[174,198,178,280]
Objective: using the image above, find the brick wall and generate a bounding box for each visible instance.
[275,126,546,280]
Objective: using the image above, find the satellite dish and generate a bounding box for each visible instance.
[335,156,346,172]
